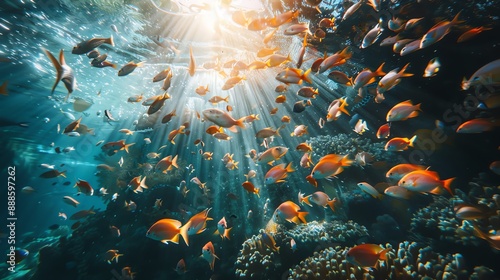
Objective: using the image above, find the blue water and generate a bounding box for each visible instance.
[0,0,499,279]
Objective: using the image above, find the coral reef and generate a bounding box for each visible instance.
[288,241,481,279]
[306,134,394,165]
[235,220,369,279]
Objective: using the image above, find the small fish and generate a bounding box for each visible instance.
[40,169,66,178]
[146,218,190,246]
[153,68,171,82]
[265,162,295,184]
[274,201,308,224]
[109,225,121,237]
[202,108,244,132]
[188,46,196,76]
[384,185,414,199]
[386,100,421,122]
[456,118,500,133]
[423,57,441,78]
[297,87,319,98]
[377,63,413,94]
[357,182,382,199]
[376,123,390,139]
[290,238,297,252]
[104,250,123,264]
[293,100,312,113]
[175,259,187,275]
[353,119,369,135]
[385,135,417,151]
[420,12,463,49]
[195,85,209,96]
[457,26,492,43]
[72,36,114,54]
[201,241,219,270]
[346,244,390,268]
[58,212,67,220]
[74,179,94,196]
[398,170,454,195]
[21,186,36,194]
[118,156,124,167]
[242,181,260,197]
[43,48,76,100]
[63,196,80,207]
[118,61,144,76]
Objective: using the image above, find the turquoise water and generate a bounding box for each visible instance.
[0,0,499,279]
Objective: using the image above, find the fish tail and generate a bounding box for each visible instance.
[0,80,8,95]
[42,48,63,94]
[179,221,190,246]
[408,135,418,147]
[236,117,246,129]
[339,99,350,116]
[285,162,295,173]
[379,248,391,261]
[172,155,179,169]
[60,171,67,178]
[107,35,115,46]
[339,46,352,60]
[399,63,414,77]
[302,196,313,207]
[327,198,337,211]
[340,155,354,166]
[224,228,232,240]
[116,253,123,263]
[255,188,260,198]
[442,177,455,195]
[140,176,148,189]
[451,10,464,25]
[136,61,145,68]
[296,211,308,224]
[374,62,386,76]
[302,68,312,84]
[124,143,135,153]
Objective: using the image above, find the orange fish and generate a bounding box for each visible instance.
[299,191,337,211]
[346,244,390,268]
[420,12,463,49]
[473,224,500,251]
[386,164,427,182]
[155,155,179,173]
[74,179,94,196]
[376,123,390,138]
[326,97,350,122]
[128,176,148,193]
[300,153,314,168]
[318,47,352,73]
[456,118,500,133]
[242,181,260,197]
[386,100,421,122]
[398,170,454,195]
[202,108,245,133]
[214,217,232,240]
[161,109,176,124]
[264,162,295,184]
[186,208,213,236]
[274,201,308,224]
[461,59,500,90]
[146,218,190,246]
[377,63,413,94]
[310,154,352,179]
[201,241,218,270]
[188,46,196,76]
[257,146,288,165]
[296,143,312,153]
[457,27,492,43]
[352,63,385,90]
[275,68,312,85]
[384,135,417,151]
[275,95,287,103]
[104,249,123,264]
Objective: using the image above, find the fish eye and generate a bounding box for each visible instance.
[402,181,405,184]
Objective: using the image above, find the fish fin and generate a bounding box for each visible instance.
[42,48,63,94]
[108,35,115,46]
[339,100,350,116]
[136,61,145,68]
[285,162,295,173]
[172,155,179,169]
[302,68,312,84]
[140,176,148,189]
[60,171,67,178]
[398,63,414,77]
[224,228,232,240]
[171,234,180,244]
[228,125,238,133]
[296,211,308,224]
[179,221,190,246]
[302,196,313,207]
[407,110,420,119]
[379,248,391,261]
[124,143,135,153]
[442,177,455,195]
[451,10,464,25]
[327,198,337,211]
[235,117,246,129]
[408,135,418,147]
[374,62,386,76]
